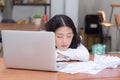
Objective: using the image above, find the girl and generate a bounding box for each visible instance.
[45,15,89,61]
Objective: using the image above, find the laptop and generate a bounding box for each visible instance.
[1,30,66,71]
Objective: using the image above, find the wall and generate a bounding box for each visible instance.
[3,0,120,51]
[12,0,79,31]
[51,0,65,17]
[2,0,12,19]
[78,0,120,51]
[65,0,79,31]
[78,0,99,28]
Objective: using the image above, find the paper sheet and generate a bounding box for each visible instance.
[59,54,120,74]
[59,61,103,74]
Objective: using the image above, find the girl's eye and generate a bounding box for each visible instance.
[67,34,73,38]
[57,35,63,38]
[67,36,72,38]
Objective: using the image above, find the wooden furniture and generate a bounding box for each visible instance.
[114,14,120,51]
[12,0,51,18]
[84,15,103,51]
[0,54,120,80]
[110,4,120,22]
[0,23,43,31]
[13,0,23,4]
[108,4,120,38]
[97,10,116,52]
[108,4,120,51]
[97,10,116,27]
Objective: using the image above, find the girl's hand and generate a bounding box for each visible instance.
[57,53,66,58]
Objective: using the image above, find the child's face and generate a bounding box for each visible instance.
[55,26,74,51]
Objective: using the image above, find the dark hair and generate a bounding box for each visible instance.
[45,15,81,49]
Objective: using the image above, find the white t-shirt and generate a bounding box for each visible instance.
[56,44,90,61]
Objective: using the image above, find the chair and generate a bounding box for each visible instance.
[85,15,103,51]
[97,10,116,36]
[114,14,120,28]
[97,10,116,28]
[97,10,116,52]
[85,15,102,35]
[114,14,120,51]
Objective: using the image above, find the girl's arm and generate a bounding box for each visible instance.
[56,44,90,61]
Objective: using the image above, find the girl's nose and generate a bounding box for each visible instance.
[62,37,67,43]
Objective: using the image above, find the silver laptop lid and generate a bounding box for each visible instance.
[1,30,57,71]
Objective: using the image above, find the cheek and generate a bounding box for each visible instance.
[68,37,73,44]
[55,37,60,47]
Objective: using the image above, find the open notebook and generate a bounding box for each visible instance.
[1,30,67,71]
